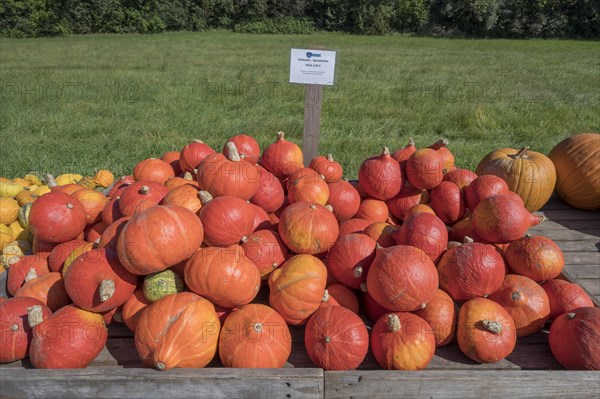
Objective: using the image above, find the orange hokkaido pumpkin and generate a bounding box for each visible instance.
[358,147,402,200]
[15,272,71,311]
[241,230,289,279]
[547,133,600,210]
[98,216,130,251]
[133,158,175,184]
[222,134,261,164]
[371,312,435,370]
[161,150,182,175]
[117,204,204,275]
[325,233,378,289]
[326,180,361,222]
[505,235,564,282]
[476,146,557,212]
[542,279,594,321]
[278,202,339,255]
[121,289,150,332]
[268,254,327,325]
[260,131,304,179]
[71,188,110,225]
[28,192,87,243]
[549,307,600,370]
[309,154,343,183]
[197,142,260,200]
[135,292,220,370]
[29,305,107,369]
[7,253,51,296]
[218,304,291,368]
[362,222,399,248]
[249,165,285,213]
[118,181,168,217]
[198,192,255,246]
[184,245,260,308]
[406,148,444,190]
[48,240,87,273]
[457,298,517,363]
[356,198,389,222]
[287,168,329,205]
[320,283,360,314]
[304,306,369,370]
[162,184,202,214]
[179,139,216,174]
[413,289,458,347]
[427,138,456,172]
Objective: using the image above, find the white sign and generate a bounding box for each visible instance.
[289,48,336,86]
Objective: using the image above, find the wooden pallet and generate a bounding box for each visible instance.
[1,196,599,399]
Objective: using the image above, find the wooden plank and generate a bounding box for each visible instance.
[539,196,578,210]
[535,209,600,222]
[563,264,600,280]
[0,367,325,399]
[553,240,600,252]
[529,219,600,231]
[526,228,599,241]
[563,252,600,265]
[324,370,600,399]
[577,278,600,296]
[302,84,324,165]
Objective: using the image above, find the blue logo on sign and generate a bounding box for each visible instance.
[306,52,321,58]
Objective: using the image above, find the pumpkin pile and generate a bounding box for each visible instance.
[0,132,598,371]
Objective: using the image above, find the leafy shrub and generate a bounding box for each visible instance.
[233,17,315,34]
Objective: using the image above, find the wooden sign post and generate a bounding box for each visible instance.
[289,48,337,165]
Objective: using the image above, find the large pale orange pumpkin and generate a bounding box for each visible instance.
[476,146,557,212]
[135,292,220,370]
[547,133,600,210]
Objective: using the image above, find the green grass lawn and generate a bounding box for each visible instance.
[1,31,598,179]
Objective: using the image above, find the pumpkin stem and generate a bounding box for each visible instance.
[10,324,19,332]
[324,204,333,213]
[536,215,546,225]
[192,139,205,144]
[463,236,474,244]
[309,204,317,210]
[511,291,522,301]
[183,172,194,181]
[277,131,285,141]
[99,279,115,302]
[253,322,263,333]
[66,203,74,209]
[567,312,576,320]
[322,289,330,303]
[24,267,38,282]
[360,282,368,293]
[511,146,530,159]
[27,305,44,328]
[436,138,449,148]
[155,362,166,371]
[525,233,532,238]
[324,336,331,344]
[272,262,278,269]
[447,241,462,249]
[140,185,150,195]
[387,314,401,332]
[198,190,213,204]
[353,266,363,278]
[326,154,334,162]
[407,137,415,147]
[225,142,241,162]
[46,174,58,188]
[382,147,390,155]
[482,319,502,334]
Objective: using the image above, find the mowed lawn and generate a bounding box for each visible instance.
[0,32,598,178]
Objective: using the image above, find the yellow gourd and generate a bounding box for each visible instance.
[24,173,43,186]
[12,178,30,187]
[0,197,19,225]
[15,190,38,206]
[33,185,51,196]
[78,176,97,189]
[55,173,83,186]
[0,182,24,197]
[94,170,115,188]
[2,242,23,257]
[0,224,14,251]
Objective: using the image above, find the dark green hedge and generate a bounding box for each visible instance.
[1,0,598,38]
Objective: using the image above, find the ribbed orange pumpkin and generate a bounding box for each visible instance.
[488,274,550,338]
[222,134,261,164]
[371,312,436,370]
[7,253,51,296]
[476,146,556,212]
[457,298,517,363]
[184,245,260,308]
[121,289,150,332]
[162,184,202,214]
[0,297,51,363]
[505,235,564,282]
[135,292,219,370]
[30,305,107,369]
[28,192,87,243]
[164,173,199,191]
[117,204,204,275]
[260,131,304,179]
[118,181,168,217]
[179,139,216,174]
[219,304,291,368]
[250,165,285,212]
[366,245,438,311]
[15,272,71,311]
[133,158,175,184]
[304,306,369,370]
[355,198,389,222]
[98,216,130,251]
[362,222,399,248]
[549,307,600,370]
[241,230,288,279]
[268,254,327,325]
[278,202,339,255]
[198,193,255,246]
[71,188,109,225]
[358,147,402,200]
[197,142,260,200]
[414,289,458,347]
[326,180,360,222]
[287,167,329,205]
[64,248,138,312]
[547,133,600,210]
[309,154,343,183]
